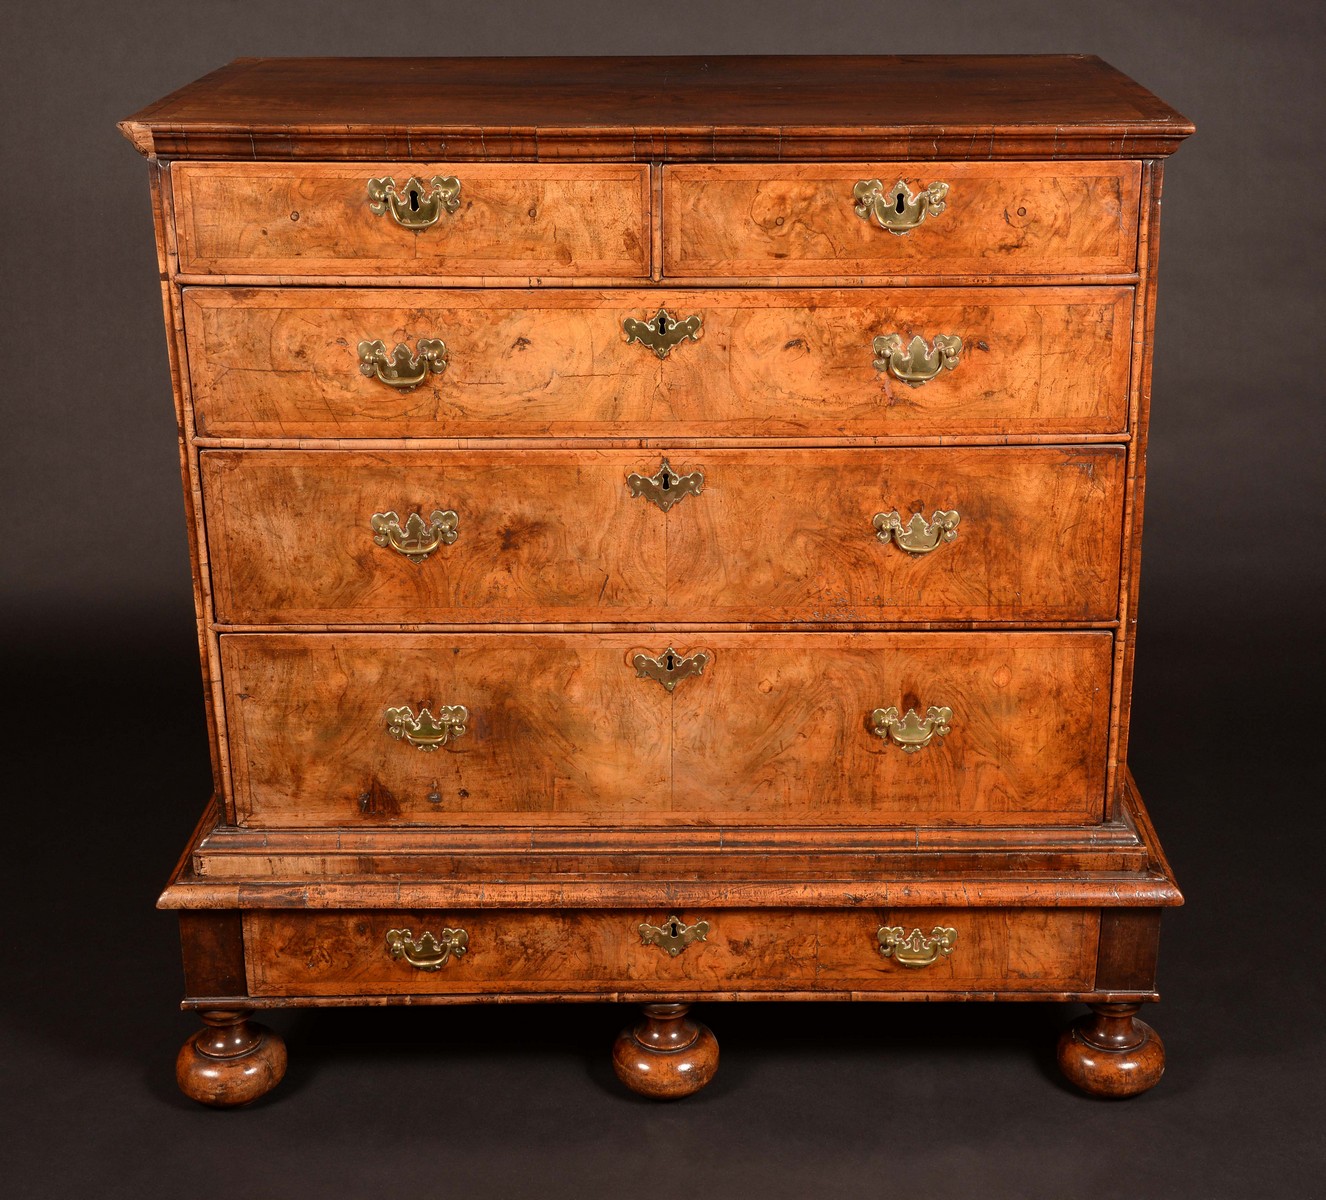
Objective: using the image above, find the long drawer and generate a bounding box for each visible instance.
[243,907,1101,996]
[201,447,1125,625]
[183,286,1133,439]
[663,161,1141,277]
[220,631,1113,827]
[171,162,651,278]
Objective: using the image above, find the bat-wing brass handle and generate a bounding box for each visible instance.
[385,705,469,750]
[358,338,448,389]
[385,927,468,970]
[870,705,953,753]
[367,175,461,229]
[872,333,962,385]
[877,925,958,968]
[853,178,949,233]
[370,510,459,563]
[873,509,960,554]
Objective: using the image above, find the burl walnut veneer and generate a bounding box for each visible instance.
[121,55,1193,1105]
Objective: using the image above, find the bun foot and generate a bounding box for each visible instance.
[176,1009,287,1107]
[612,1003,719,1099]
[1058,1002,1165,1098]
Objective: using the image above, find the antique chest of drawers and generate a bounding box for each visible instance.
[120,55,1193,1104]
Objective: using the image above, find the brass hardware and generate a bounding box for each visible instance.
[623,308,702,359]
[877,925,958,968]
[385,705,469,750]
[873,509,961,554]
[367,175,461,229]
[870,706,953,752]
[639,915,710,957]
[853,178,949,233]
[370,510,459,563]
[872,333,962,385]
[357,338,448,389]
[385,927,469,970]
[633,646,710,693]
[626,457,704,512]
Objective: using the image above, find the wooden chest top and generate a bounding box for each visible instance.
[119,54,1193,162]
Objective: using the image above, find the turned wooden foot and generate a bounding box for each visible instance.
[1058,1002,1165,1098]
[176,1009,287,1107]
[612,1003,719,1099]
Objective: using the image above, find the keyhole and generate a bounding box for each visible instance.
[665,652,676,671]
[661,472,671,491]
[408,187,420,212]
[895,191,907,214]
[656,313,669,336]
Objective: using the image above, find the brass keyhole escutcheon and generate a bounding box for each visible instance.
[626,457,704,512]
[633,646,710,693]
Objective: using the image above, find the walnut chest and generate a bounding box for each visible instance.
[120,55,1193,1104]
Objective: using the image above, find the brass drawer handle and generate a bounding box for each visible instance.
[873,509,960,554]
[870,705,953,753]
[633,646,710,693]
[627,457,704,512]
[358,338,448,389]
[367,174,461,229]
[385,705,469,750]
[385,927,468,970]
[872,333,962,385]
[623,308,702,359]
[371,509,459,563]
[853,178,949,233]
[639,915,710,957]
[877,925,957,968]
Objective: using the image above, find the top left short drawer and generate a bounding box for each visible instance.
[170,163,652,279]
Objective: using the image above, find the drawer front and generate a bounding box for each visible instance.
[171,163,650,278]
[664,162,1141,277]
[220,631,1112,827]
[243,907,1101,996]
[201,447,1125,625]
[185,286,1133,440]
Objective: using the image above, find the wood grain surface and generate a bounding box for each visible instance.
[172,162,650,278]
[664,162,1141,277]
[243,906,1100,995]
[200,446,1125,625]
[219,630,1113,827]
[184,285,1133,440]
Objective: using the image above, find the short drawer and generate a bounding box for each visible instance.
[243,907,1101,996]
[200,446,1125,625]
[171,162,651,278]
[663,161,1140,277]
[185,286,1133,440]
[220,631,1113,827]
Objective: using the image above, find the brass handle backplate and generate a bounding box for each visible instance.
[853,178,949,233]
[639,915,710,957]
[873,333,962,385]
[385,927,469,970]
[633,646,710,693]
[385,705,469,750]
[358,338,448,389]
[371,510,459,563]
[367,175,461,229]
[873,509,960,554]
[623,308,702,359]
[626,457,704,512]
[877,925,957,968]
[870,705,953,752]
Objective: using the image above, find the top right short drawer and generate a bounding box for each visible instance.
[663,162,1141,278]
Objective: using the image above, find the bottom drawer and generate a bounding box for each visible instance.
[244,907,1100,997]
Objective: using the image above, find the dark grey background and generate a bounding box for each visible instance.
[3,1,1323,1196]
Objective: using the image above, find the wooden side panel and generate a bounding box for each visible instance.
[219,631,1113,827]
[664,162,1141,277]
[244,907,1100,995]
[172,163,651,278]
[200,447,1125,625]
[1094,908,1162,992]
[183,286,1133,440]
[179,912,247,998]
